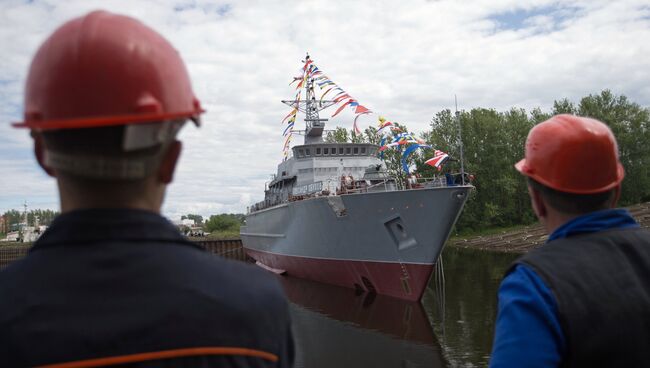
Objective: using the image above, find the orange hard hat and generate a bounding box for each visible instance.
[515,114,625,194]
[13,10,204,131]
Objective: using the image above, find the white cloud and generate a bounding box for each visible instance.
[1,0,649,219]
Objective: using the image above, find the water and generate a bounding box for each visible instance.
[280,246,519,367]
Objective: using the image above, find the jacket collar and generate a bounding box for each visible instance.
[32,208,195,249]
[548,208,639,242]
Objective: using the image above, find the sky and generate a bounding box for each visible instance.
[1,0,649,220]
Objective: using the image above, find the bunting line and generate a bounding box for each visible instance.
[281,55,448,167]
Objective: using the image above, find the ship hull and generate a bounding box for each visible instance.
[241,186,471,301]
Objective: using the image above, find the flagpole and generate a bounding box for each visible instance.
[455,95,465,185]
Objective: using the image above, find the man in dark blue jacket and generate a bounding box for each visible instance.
[490,114,650,367]
[0,11,293,367]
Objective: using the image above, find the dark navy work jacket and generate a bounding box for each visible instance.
[0,209,294,367]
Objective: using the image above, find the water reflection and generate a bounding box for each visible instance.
[279,276,447,368]
[424,247,519,367]
[278,247,518,367]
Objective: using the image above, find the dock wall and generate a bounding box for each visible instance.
[0,238,249,270]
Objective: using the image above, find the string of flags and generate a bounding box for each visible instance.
[308,61,371,134]
[282,67,304,159]
[280,55,450,173]
[282,56,373,158]
[376,117,450,174]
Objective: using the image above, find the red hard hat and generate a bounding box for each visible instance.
[13,10,204,130]
[515,114,625,194]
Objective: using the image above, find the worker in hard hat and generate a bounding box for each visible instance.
[0,11,293,367]
[490,115,650,367]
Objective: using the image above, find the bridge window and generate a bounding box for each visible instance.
[331,147,337,155]
[339,147,344,154]
[346,147,351,155]
[353,147,359,154]
[324,148,329,155]
[361,147,366,154]
[316,148,321,155]
[298,149,304,157]
[306,148,311,156]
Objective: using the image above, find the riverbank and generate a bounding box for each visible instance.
[448,201,650,253]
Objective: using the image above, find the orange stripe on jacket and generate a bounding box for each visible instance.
[37,346,279,368]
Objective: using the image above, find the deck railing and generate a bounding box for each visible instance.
[248,173,473,213]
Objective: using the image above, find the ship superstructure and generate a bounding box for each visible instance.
[241,55,470,301]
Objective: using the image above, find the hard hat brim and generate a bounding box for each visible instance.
[12,109,204,131]
[515,159,625,194]
[514,158,526,174]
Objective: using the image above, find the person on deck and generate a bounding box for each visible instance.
[0,11,293,367]
[490,114,650,367]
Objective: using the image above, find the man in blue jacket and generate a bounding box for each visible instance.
[0,11,293,367]
[490,114,650,367]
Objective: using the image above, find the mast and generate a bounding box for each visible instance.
[22,201,28,225]
[281,54,337,145]
[455,95,466,185]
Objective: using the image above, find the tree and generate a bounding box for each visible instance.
[1,209,60,236]
[424,107,536,231]
[530,107,551,124]
[325,127,350,143]
[552,98,577,115]
[325,122,418,188]
[362,126,382,145]
[2,210,22,231]
[204,214,243,233]
[26,209,58,226]
[577,90,650,204]
[326,126,382,145]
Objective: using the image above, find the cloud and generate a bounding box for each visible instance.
[1,0,649,219]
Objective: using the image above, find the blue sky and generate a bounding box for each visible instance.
[1,0,649,219]
[489,4,583,33]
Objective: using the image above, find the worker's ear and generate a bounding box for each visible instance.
[158,140,182,184]
[32,132,55,177]
[528,184,547,220]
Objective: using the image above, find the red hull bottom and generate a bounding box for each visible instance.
[245,249,434,301]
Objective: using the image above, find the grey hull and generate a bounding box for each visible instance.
[241,185,471,300]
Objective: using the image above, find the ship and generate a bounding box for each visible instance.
[241,55,471,301]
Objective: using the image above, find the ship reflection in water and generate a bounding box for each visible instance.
[279,246,519,367]
[279,275,447,368]
[423,246,519,367]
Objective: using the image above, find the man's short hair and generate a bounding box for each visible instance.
[527,177,614,214]
[43,126,160,158]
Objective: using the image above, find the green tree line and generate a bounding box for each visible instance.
[203,213,245,233]
[1,209,59,234]
[180,213,245,237]
[327,90,650,234]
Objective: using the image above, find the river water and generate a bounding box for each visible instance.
[280,246,519,367]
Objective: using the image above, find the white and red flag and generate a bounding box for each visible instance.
[425,150,450,171]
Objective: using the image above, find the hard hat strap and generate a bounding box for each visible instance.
[122,120,185,151]
[43,150,164,180]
